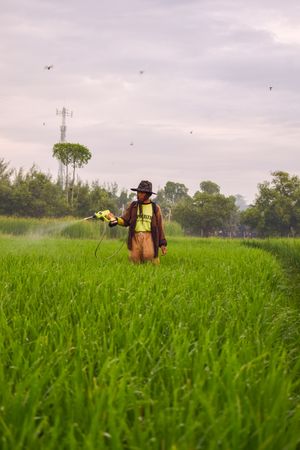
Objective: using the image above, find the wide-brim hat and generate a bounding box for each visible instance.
[131,180,156,195]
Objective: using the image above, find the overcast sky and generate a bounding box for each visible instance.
[1,0,300,203]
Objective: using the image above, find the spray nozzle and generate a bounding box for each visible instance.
[84,210,118,225]
[93,210,111,222]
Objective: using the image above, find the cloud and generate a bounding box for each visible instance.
[1,0,300,203]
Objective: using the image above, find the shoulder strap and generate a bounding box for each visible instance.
[152,201,157,215]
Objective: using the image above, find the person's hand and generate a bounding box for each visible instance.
[107,212,115,220]
[161,245,167,256]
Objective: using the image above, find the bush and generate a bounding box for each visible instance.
[164,221,183,237]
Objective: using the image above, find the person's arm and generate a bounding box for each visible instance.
[108,204,132,227]
[156,205,167,255]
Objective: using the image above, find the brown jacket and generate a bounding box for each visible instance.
[121,201,167,257]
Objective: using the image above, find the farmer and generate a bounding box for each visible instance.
[109,180,167,264]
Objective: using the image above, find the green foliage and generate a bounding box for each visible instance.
[0,216,127,239]
[60,220,126,240]
[11,167,69,217]
[157,180,238,236]
[163,220,183,236]
[3,156,300,239]
[116,189,135,211]
[242,171,300,237]
[70,181,119,218]
[156,181,190,218]
[53,142,92,206]
[0,159,13,214]
[173,187,239,236]
[0,160,124,219]
[0,238,299,448]
[0,217,35,235]
[200,180,220,195]
[245,238,300,271]
[89,182,118,213]
[53,142,91,169]
[163,181,189,203]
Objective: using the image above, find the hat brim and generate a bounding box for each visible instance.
[131,188,156,195]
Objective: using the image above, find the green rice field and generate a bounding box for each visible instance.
[0,224,300,449]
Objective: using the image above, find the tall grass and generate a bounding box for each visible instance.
[164,221,183,237]
[244,238,300,270]
[0,217,182,239]
[0,237,299,449]
[0,216,127,239]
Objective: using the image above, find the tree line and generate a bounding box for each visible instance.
[1,157,300,237]
[0,158,134,219]
[157,173,300,237]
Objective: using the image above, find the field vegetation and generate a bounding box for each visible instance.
[0,228,299,449]
[0,216,182,240]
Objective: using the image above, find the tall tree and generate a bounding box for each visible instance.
[200,180,220,195]
[52,143,72,195]
[89,182,118,215]
[173,181,238,236]
[156,181,189,220]
[242,171,300,236]
[164,181,189,204]
[11,166,68,217]
[117,189,135,214]
[53,143,92,207]
[0,159,13,214]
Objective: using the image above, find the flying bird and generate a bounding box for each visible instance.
[130,142,134,146]
[269,86,273,91]
[139,70,144,75]
[44,65,54,70]
[190,130,193,134]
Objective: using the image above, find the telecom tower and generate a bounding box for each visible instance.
[56,107,73,187]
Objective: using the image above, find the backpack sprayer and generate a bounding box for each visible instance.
[83,210,124,258]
